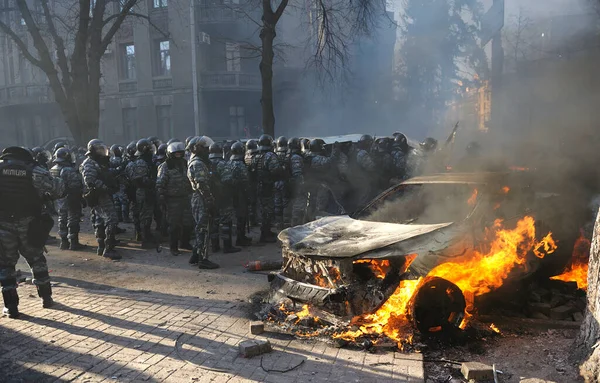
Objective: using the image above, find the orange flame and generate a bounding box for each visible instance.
[551,230,590,290]
[353,259,391,279]
[334,216,556,341]
[501,186,510,194]
[489,323,501,334]
[468,189,479,206]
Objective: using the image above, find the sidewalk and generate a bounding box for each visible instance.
[0,283,424,383]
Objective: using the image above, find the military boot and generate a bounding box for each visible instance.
[211,238,221,253]
[2,288,20,319]
[223,237,241,254]
[188,248,199,265]
[59,236,70,250]
[179,227,194,250]
[169,230,181,256]
[198,259,220,269]
[69,235,86,251]
[141,226,155,249]
[103,234,122,260]
[97,238,106,256]
[36,283,54,308]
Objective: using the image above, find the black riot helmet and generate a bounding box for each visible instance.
[208,142,223,159]
[187,136,214,156]
[309,138,325,154]
[167,141,186,159]
[258,134,274,152]
[0,146,35,163]
[223,141,232,158]
[53,141,67,154]
[86,139,109,158]
[288,137,301,153]
[148,136,162,148]
[358,134,374,150]
[136,138,154,156]
[156,143,168,160]
[111,144,122,158]
[300,138,310,153]
[230,141,245,160]
[245,139,258,155]
[393,133,409,152]
[185,136,194,147]
[275,136,288,153]
[53,147,72,164]
[167,138,180,145]
[372,138,387,153]
[420,137,438,152]
[126,141,137,158]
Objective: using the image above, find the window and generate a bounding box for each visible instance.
[122,107,138,140]
[156,105,172,139]
[155,40,171,76]
[120,44,136,79]
[153,0,167,8]
[229,106,245,137]
[225,42,240,72]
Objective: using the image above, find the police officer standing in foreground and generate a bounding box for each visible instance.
[255,134,283,243]
[228,142,253,246]
[51,147,85,251]
[131,139,158,249]
[156,142,193,256]
[187,136,220,269]
[0,147,64,318]
[244,139,259,227]
[286,137,305,227]
[81,140,122,260]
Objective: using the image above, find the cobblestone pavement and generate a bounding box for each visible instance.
[0,283,425,383]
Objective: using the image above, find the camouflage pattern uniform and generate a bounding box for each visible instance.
[125,158,140,238]
[130,156,157,244]
[255,151,282,236]
[156,158,193,250]
[110,155,130,222]
[226,156,252,245]
[0,153,64,316]
[308,153,335,219]
[274,149,290,229]
[187,154,214,262]
[217,160,235,243]
[50,162,83,245]
[355,149,377,207]
[244,151,258,226]
[209,156,226,248]
[391,149,407,180]
[81,157,119,255]
[287,151,305,226]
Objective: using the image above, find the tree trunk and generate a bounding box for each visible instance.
[260,0,276,137]
[576,207,600,382]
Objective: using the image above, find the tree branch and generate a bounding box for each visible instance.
[102,12,171,43]
[100,0,138,52]
[274,0,289,23]
[0,20,43,68]
[40,0,71,89]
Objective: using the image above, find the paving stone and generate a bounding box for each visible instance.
[461,361,494,381]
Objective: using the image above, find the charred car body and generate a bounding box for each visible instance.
[269,172,582,319]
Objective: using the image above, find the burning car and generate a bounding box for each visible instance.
[269,172,577,336]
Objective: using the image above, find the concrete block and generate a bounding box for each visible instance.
[238,339,272,358]
[249,321,264,335]
[461,362,494,381]
[573,312,584,322]
[549,305,577,320]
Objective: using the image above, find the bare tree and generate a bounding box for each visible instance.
[0,0,160,145]
[255,0,387,136]
[502,7,534,72]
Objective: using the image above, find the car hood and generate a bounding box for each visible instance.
[279,216,453,258]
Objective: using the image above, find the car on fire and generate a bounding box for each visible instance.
[269,172,582,320]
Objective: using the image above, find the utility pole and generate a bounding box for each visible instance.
[490,0,505,132]
[190,0,200,136]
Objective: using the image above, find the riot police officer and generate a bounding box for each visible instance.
[0,147,64,318]
[227,142,252,246]
[130,139,158,248]
[254,134,284,243]
[81,140,122,260]
[187,136,219,269]
[208,142,226,252]
[110,144,129,223]
[274,136,289,229]
[125,141,139,236]
[391,133,409,180]
[156,142,194,256]
[51,148,85,251]
[354,134,377,207]
[244,139,259,227]
[287,137,305,226]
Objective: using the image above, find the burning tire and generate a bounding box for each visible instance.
[408,277,466,335]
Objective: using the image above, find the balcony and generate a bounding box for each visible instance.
[118,80,138,92]
[197,6,243,23]
[0,84,54,106]
[200,72,261,91]
[153,77,172,89]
